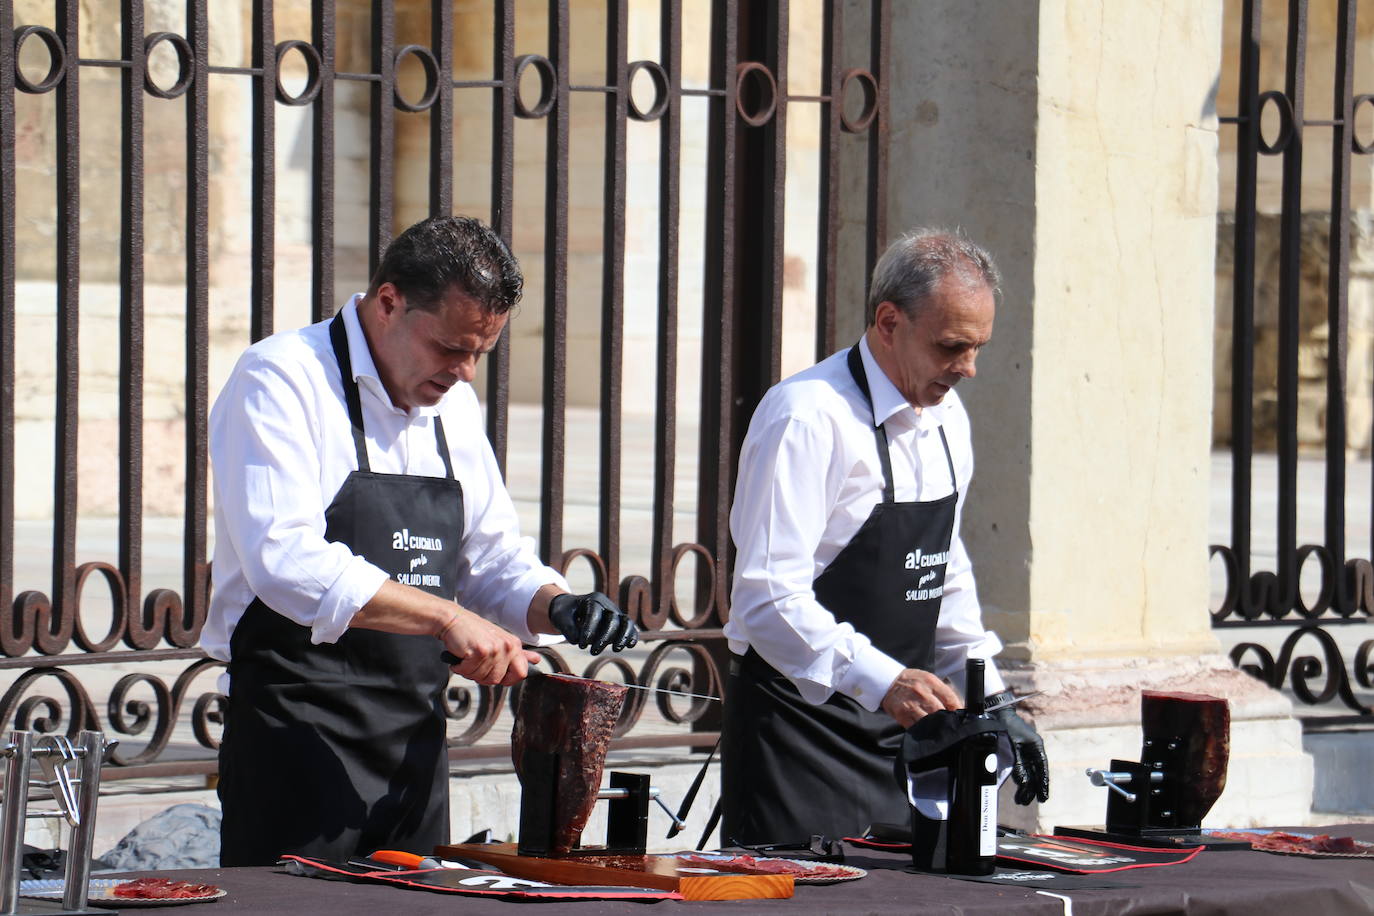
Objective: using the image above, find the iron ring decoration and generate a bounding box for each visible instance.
[735,61,777,127]
[275,39,322,106]
[514,54,557,119]
[13,25,67,94]
[1294,544,1336,618]
[1208,544,1241,622]
[627,59,670,122]
[143,32,194,99]
[393,44,440,113]
[668,542,718,629]
[839,67,879,133]
[1256,90,1295,155]
[71,561,126,654]
[1353,95,1374,155]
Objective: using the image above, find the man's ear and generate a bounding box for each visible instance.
[872,300,901,343]
[373,282,406,323]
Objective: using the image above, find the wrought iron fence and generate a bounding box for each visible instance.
[1213,0,1374,724]
[0,1,889,780]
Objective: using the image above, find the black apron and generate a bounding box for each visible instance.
[721,344,959,844]
[219,314,465,866]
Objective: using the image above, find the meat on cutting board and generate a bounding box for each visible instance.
[511,673,628,854]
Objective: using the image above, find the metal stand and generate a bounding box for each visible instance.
[515,750,683,857]
[0,731,114,915]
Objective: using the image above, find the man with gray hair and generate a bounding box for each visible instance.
[721,229,1048,843]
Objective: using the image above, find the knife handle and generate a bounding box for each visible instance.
[440,651,461,666]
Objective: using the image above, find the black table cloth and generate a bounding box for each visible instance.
[90,824,1374,915]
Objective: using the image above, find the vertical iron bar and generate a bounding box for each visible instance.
[698,0,739,618]
[120,0,147,619]
[487,1,516,471]
[52,0,81,634]
[184,0,212,635]
[1328,0,1354,609]
[600,0,629,590]
[767,0,788,388]
[865,0,889,283]
[312,0,337,321]
[251,0,277,341]
[816,0,841,360]
[733,2,787,396]
[652,0,682,620]
[0,0,16,617]
[1275,0,1307,612]
[431,0,453,215]
[1231,0,1260,612]
[370,0,397,274]
[540,0,571,563]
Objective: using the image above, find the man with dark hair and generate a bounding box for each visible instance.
[205,215,637,865]
[722,228,1048,843]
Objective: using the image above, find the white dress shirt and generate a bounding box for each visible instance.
[203,295,565,681]
[726,335,1006,712]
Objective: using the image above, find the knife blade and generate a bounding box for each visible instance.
[984,690,1042,714]
[440,652,721,702]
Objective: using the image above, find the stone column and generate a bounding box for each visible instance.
[889,0,1313,830]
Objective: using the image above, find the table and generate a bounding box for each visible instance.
[92,826,1374,915]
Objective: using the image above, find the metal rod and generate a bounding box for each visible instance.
[486,0,516,471]
[1,733,34,914]
[250,0,276,341]
[62,731,105,912]
[599,0,629,593]
[540,0,572,564]
[311,0,337,321]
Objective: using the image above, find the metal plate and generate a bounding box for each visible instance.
[21,879,225,907]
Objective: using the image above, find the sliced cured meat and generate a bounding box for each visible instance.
[1207,830,1373,856]
[679,855,851,879]
[112,877,220,898]
[511,672,627,855]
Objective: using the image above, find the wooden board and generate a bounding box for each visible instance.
[436,843,794,901]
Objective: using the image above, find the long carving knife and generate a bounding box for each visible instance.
[983,690,1043,714]
[439,652,721,702]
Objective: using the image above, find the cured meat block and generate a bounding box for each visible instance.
[511,672,627,854]
[1140,690,1229,827]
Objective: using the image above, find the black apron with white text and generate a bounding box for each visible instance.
[721,345,958,844]
[218,314,464,866]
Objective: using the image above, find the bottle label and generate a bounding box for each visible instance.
[979,783,997,857]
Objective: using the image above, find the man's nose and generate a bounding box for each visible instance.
[955,350,978,379]
[451,353,479,383]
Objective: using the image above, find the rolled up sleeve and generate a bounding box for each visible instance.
[212,354,389,640]
[730,413,899,710]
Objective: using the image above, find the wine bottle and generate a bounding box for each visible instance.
[944,658,999,875]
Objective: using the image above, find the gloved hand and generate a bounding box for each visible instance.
[992,705,1050,805]
[547,591,639,655]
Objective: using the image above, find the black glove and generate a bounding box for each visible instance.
[547,591,639,655]
[991,705,1050,805]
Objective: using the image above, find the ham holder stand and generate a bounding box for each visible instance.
[437,672,792,900]
[1057,690,1249,850]
[0,730,114,915]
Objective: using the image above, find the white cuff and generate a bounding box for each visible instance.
[494,566,569,645]
[836,644,906,712]
[311,558,390,645]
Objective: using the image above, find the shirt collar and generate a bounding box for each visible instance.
[857,335,940,431]
[340,294,441,418]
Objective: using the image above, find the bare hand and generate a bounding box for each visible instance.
[438,610,541,686]
[880,668,963,728]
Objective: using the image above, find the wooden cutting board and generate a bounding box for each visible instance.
[435,843,793,901]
